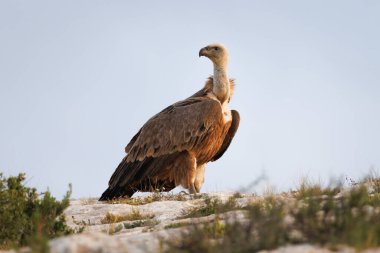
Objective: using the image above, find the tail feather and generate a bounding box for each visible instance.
[99,152,181,201]
[98,186,135,201]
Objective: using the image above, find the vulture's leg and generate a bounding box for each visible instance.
[173,151,197,194]
[194,164,206,193]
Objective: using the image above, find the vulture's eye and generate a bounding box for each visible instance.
[214,47,219,50]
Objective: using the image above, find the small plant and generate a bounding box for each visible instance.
[0,173,72,251]
[164,222,190,229]
[104,223,124,235]
[124,219,159,229]
[162,218,228,253]
[295,178,341,200]
[180,196,238,219]
[361,171,380,193]
[203,217,226,239]
[101,209,154,224]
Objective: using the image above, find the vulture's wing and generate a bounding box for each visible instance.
[211,110,240,161]
[124,97,223,163]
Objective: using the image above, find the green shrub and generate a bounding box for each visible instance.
[0,173,73,251]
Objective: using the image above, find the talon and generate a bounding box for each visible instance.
[189,184,196,194]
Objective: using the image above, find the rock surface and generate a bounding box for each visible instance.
[2,192,380,253]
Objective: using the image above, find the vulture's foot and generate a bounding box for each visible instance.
[179,190,190,195]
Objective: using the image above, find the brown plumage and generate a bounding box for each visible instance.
[99,43,240,200]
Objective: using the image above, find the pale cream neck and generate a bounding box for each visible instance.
[212,62,230,103]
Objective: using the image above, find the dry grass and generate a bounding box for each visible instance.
[80,198,98,205]
[100,209,154,224]
[162,175,380,253]
[294,177,341,200]
[104,223,123,235]
[105,192,188,205]
[123,219,160,229]
[180,196,238,219]
[164,222,191,229]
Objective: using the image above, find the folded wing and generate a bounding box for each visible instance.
[108,97,223,189]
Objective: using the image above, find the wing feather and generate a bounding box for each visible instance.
[211,110,240,161]
[124,77,235,154]
[125,97,222,163]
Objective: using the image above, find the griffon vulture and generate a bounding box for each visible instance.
[99,43,240,200]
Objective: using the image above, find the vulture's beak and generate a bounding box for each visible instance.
[199,47,207,57]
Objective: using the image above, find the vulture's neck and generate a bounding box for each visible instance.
[212,62,230,104]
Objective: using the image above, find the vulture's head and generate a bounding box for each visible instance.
[199,43,228,66]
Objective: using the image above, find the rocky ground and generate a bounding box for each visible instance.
[59,193,244,253]
[2,188,380,253]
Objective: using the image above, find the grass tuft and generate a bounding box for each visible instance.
[295,178,341,200]
[101,209,154,224]
[123,219,160,229]
[180,196,238,219]
[164,222,191,230]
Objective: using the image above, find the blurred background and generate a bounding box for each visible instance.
[1,1,379,198]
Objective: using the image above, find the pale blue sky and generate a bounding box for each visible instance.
[1,1,379,198]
